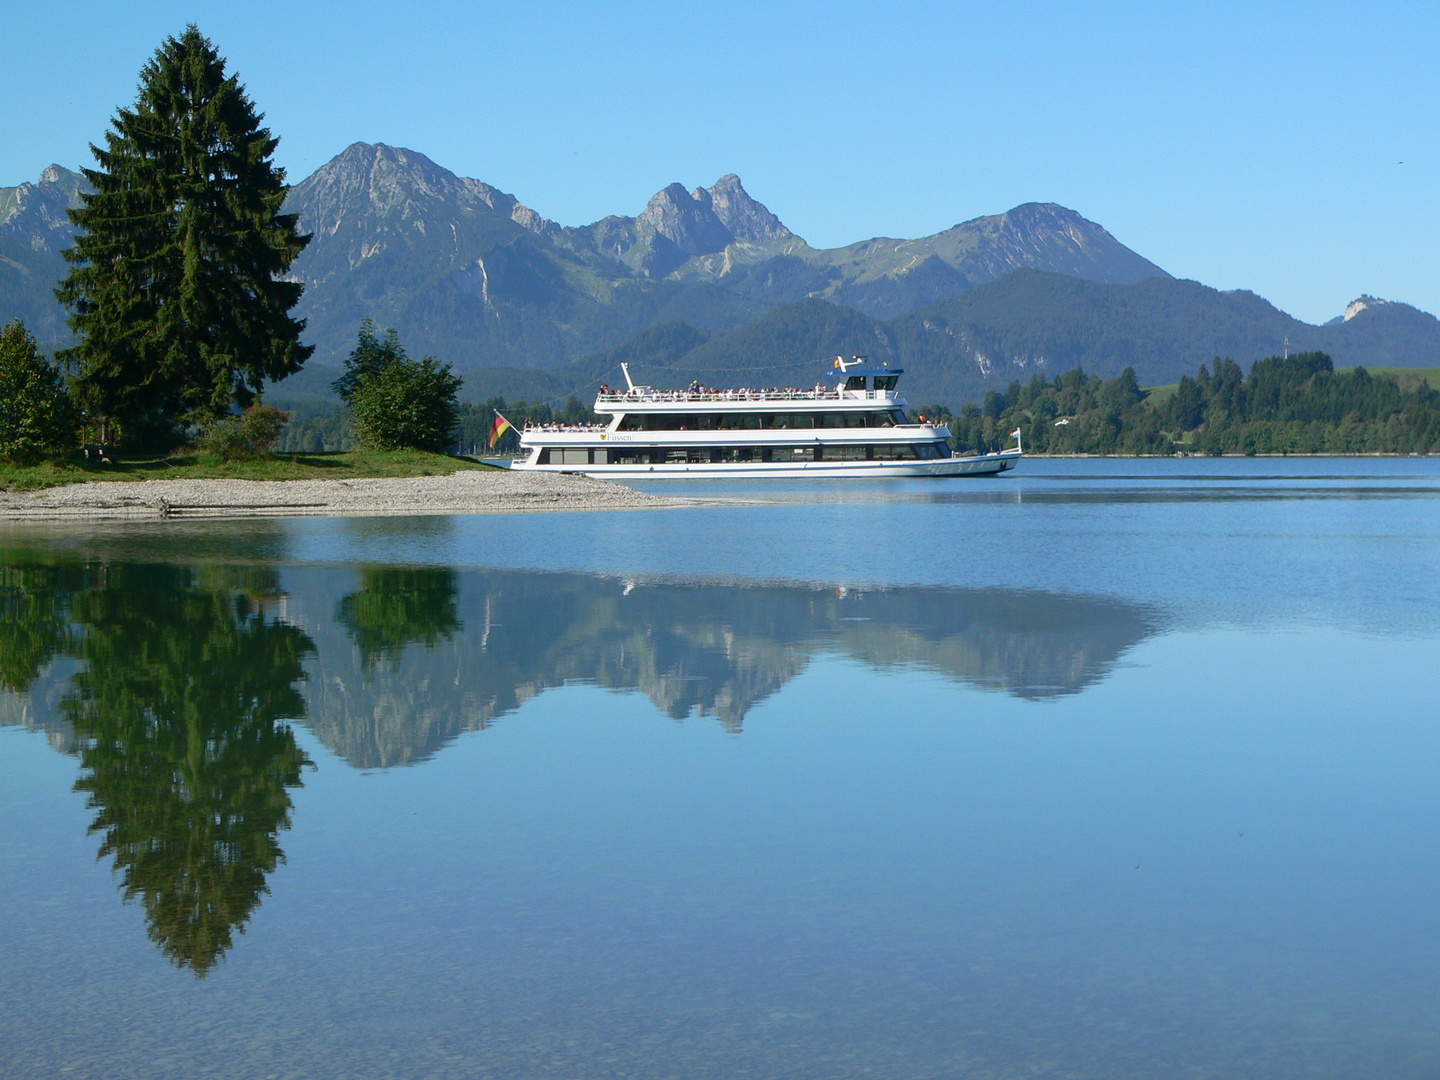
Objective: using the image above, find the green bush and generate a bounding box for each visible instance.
[0,319,76,464]
[197,405,289,461]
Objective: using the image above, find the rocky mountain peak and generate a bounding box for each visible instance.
[285,142,555,241]
[39,164,80,187]
[621,175,792,277]
[938,201,1170,285]
[993,202,1097,240]
[636,182,735,258]
[1344,295,1389,321]
[695,174,791,244]
[0,164,87,248]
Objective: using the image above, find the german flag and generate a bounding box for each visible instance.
[488,411,514,449]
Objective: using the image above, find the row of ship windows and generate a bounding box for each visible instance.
[616,410,911,431]
[541,444,951,465]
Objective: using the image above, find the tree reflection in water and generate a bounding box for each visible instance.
[334,566,461,674]
[0,559,84,694]
[60,565,315,976]
[1,554,1160,970]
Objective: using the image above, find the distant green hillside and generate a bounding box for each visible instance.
[932,353,1440,456]
[1147,366,1440,402]
[1360,367,1440,390]
[405,273,1440,414]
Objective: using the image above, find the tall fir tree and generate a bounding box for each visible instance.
[56,26,312,445]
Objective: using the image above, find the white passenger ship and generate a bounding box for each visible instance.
[510,358,1022,478]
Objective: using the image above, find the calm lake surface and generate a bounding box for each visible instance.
[2,458,1438,1079]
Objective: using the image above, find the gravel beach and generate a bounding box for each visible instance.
[0,469,681,521]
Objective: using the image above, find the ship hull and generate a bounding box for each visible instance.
[509,449,1021,479]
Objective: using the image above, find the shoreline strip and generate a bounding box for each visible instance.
[0,470,682,521]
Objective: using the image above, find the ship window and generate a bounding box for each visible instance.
[536,449,551,464]
[870,443,919,460]
[555,449,591,465]
[713,447,755,462]
[874,375,899,391]
[719,414,763,429]
[659,446,711,463]
[821,444,868,460]
[845,375,867,391]
[820,413,846,428]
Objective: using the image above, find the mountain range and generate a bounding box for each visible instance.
[4,143,1438,408]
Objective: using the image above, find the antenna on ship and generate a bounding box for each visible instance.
[621,362,636,392]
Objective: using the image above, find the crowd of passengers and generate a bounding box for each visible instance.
[524,421,609,432]
[595,381,842,401]
[617,409,914,431]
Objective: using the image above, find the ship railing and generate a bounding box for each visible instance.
[522,422,611,433]
[593,388,896,405]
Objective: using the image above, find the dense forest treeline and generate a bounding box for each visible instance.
[276,395,597,455]
[918,352,1440,455]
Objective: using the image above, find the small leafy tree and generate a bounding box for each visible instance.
[0,319,76,463]
[56,26,312,446]
[332,319,404,403]
[337,323,461,452]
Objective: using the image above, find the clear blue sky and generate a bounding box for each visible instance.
[3,0,1435,324]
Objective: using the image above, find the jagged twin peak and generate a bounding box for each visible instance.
[638,175,792,251]
[280,143,790,280]
[618,174,793,277]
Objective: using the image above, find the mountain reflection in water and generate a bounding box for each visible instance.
[303,569,1161,768]
[1,558,1157,973]
[5,559,1161,768]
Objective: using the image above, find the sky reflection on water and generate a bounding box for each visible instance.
[1,459,1437,1078]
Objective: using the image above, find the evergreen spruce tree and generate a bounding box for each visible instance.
[56,26,312,446]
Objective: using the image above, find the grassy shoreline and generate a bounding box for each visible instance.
[0,449,499,493]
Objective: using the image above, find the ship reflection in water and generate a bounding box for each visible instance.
[2,559,1159,972]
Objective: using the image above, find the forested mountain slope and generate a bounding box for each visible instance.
[5,146,1437,401]
[447,271,1440,411]
[3,145,1169,366]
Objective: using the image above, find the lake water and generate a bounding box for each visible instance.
[2,458,1437,1078]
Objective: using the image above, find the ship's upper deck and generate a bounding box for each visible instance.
[594,366,905,411]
